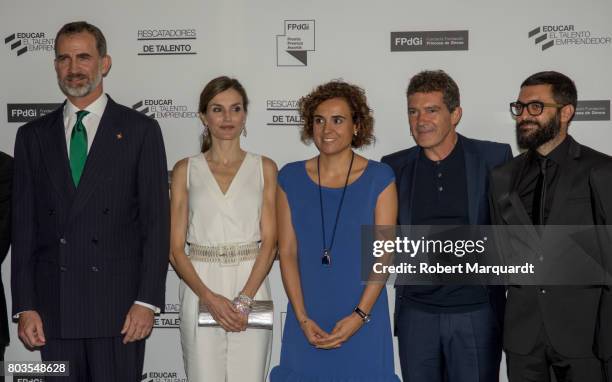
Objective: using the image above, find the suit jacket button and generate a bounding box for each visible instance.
[91,237,99,244]
[60,266,67,272]
[48,209,55,215]
[91,266,99,272]
[540,288,546,294]
[103,208,110,215]
[60,237,67,245]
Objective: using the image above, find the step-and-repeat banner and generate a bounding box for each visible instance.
[1,1,611,380]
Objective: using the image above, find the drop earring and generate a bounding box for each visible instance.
[242,125,247,137]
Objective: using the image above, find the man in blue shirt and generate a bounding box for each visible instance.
[382,70,512,382]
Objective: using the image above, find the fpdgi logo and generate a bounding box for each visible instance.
[391,30,468,52]
[276,20,315,66]
[7,103,61,123]
[574,100,611,121]
[4,32,54,56]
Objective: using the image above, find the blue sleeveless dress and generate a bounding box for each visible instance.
[270,159,400,381]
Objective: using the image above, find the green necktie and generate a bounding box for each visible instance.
[69,110,90,186]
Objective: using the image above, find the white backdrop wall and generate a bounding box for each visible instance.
[1,1,611,381]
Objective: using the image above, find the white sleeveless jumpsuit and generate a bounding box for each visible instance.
[179,152,272,381]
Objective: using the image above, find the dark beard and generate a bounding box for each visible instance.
[516,112,561,150]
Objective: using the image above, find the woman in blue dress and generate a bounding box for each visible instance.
[270,81,400,381]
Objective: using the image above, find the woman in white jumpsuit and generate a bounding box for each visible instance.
[170,76,277,381]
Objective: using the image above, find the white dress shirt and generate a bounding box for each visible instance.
[63,93,108,155]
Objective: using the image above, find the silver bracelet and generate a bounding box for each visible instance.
[233,293,253,315]
[236,293,254,306]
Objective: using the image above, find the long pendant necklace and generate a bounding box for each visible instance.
[318,151,355,267]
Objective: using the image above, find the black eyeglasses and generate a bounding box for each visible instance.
[509,101,566,116]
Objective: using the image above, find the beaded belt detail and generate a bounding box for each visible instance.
[188,242,259,265]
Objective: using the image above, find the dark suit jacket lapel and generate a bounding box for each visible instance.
[397,149,419,226]
[462,136,484,225]
[506,192,533,226]
[546,137,581,225]
[506,154,535,226]
[37,104,76,203]
[68,97,120,222]
[394,148,418,303]
[497,155,543,254]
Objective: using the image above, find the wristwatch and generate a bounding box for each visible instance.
[354,306,371,323]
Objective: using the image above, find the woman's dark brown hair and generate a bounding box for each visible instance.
[198,76,249,152]
[298,80,375,148]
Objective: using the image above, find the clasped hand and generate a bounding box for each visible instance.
[202,292,248,332]
[300,313,363,349]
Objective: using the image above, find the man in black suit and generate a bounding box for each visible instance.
[382,70,512,382]
[592,162,612,381]
[0,152,12,363]
[489,71,612,381]
[11,21,169,381]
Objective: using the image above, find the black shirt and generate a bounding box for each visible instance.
[404,139,489,313]
[412,138,469,225]
[518,136,570,225]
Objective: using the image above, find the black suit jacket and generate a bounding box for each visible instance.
[11,96,170,339]
[489,135,612,357]
[382,134,512,331]
[590,162,612,360]
[0,152,12,346]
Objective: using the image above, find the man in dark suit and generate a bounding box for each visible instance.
[592,162,612,381]
[489,71,612,381]
[382,70,512,382]
[0,152,12,364]
[11,21,169,381]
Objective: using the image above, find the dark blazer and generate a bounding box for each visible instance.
[589,161,612,360]
[11,96,170,339]
[0,152,12,346]
[489,135,612,357]
[382,134,512,330]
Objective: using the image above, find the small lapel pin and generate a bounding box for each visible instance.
[116,132,123,140]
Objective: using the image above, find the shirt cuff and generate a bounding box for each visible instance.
[16,303,161,318]
[135,301,160,314]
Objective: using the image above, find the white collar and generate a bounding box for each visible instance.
[64,93,108,119]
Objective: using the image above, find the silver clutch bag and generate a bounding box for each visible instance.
[198,300,274,329]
